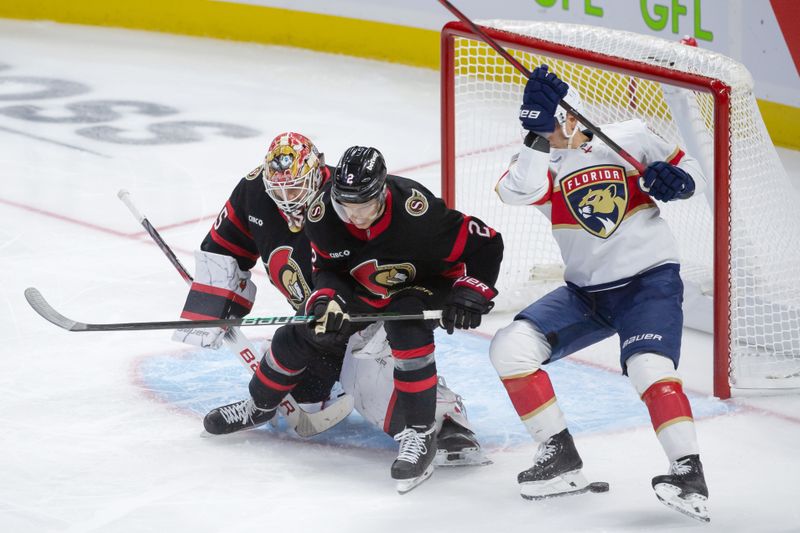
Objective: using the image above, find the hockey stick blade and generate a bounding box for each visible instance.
[521,481,610,500]
[291,394,355,438]
[25,287,85,331]
[24,288,443,333]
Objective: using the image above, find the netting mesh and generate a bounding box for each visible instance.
[446,21,800,391]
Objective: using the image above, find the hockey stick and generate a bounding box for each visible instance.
[116,190,352,437]
[24,288,443,332]
[437,0,646,174]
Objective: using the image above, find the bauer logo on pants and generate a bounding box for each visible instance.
[561,165,628,239]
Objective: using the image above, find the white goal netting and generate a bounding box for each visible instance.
[443,21,800,395]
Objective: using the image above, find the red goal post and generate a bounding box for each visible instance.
[441,20,800,399]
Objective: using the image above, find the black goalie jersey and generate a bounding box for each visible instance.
[304,175,504,309]
[200,165,333,310]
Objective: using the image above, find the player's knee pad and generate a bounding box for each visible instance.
[268,324,311,373]
[489,319,551,378]
[626,352,680,397]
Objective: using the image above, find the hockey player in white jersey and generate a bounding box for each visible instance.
[490,65,709,521]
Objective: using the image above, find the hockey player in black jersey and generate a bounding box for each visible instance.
[174,133,489,468]
[214,145,503,493]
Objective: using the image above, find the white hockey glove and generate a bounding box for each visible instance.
[172,250,257,349]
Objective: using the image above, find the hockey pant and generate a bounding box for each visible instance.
[249,285,448,433]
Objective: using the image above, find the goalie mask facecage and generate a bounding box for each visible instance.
[263,132,323,216]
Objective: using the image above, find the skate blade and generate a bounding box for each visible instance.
[395,463,435,495]
[654,483,710,522]
[521,471,609,500]
[434,447,493,467]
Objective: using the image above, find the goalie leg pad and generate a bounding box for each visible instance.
[173,250,257,349]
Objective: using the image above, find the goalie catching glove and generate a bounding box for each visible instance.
[172,250,256,349]
[440,276,497,334]
[640,161,695,202]
[305,288,350,335]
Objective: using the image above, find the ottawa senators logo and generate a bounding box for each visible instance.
[405,189,429,216]
[307,194,325,223]
[246,165,263,180]
[267,246,311,309]
[351,260,416,298]
[561,165,628,238]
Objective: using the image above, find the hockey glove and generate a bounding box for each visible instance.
[306,289,350,335]
[441,276,497,335]
[519,64,569,135]
[640,161,695,202]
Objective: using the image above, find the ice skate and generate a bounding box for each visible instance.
[652,454,710,522]
[203,397,276,435]
[435,417,492,467]
[391,425,437,494]
[518,429,608,500]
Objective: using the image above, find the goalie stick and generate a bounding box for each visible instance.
[115,189,352,437]
[437,0,646,174]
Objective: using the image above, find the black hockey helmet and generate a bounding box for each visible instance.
[332,146,387,205]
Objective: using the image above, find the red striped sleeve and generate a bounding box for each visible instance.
[532,171,554,205]
[444,215,470,262]
[224,200,252,239]
[209,228,259,261]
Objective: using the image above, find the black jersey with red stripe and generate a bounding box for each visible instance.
[304,175,504,308]
[200,164,333,310]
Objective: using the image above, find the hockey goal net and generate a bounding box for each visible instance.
[441,20,800,399]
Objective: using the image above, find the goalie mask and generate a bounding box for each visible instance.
[263,132,323,227]
[331,146,388,229]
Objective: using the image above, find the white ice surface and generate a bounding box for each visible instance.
[2,20,800,533]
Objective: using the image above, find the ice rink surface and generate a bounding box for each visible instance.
[2,19,800,533]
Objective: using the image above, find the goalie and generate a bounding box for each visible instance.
[173,132,488,468]
[491,65,710,522]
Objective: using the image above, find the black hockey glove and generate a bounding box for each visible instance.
[640,161,695,202]
[441,276,497,335]
[519,64,569,135]
[306,289,350,335]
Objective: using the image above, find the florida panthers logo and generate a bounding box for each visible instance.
[351,260,416,298]
[562,165,628,238]
[267,246,311,309]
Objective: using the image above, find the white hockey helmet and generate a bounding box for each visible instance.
[555,86,586,126]
[263,132,323,216]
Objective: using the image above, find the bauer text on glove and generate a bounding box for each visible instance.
[519,64,569,135]
[440,276,497,335]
